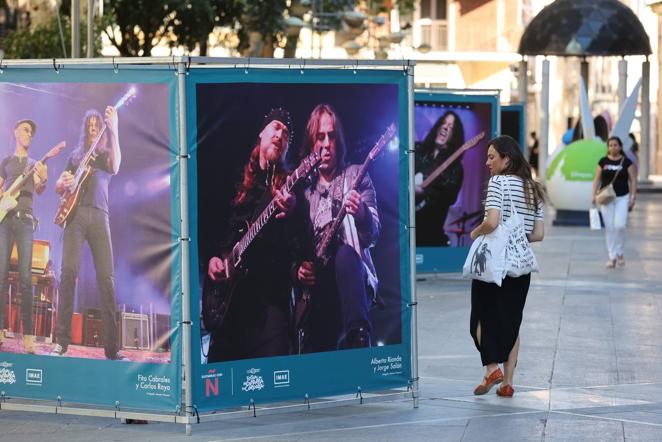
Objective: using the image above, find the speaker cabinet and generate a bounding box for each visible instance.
[120,312,150,350]
[83,308,102,347]
[154,314,171,351]
[71,312,83,345]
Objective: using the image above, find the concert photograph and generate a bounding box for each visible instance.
[195,81,403,364]
[414,99,494,248]
[0,81,174,363]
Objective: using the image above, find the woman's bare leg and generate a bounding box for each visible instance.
[503,335,520,385]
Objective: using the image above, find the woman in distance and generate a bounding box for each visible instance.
[591,136,637,268]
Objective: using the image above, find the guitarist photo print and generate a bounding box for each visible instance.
[294,104,392,353]
[50,104,127,361]
[415,109,486,247]
[0,119,61,354]
[204,108,312,363]
[197,82,403,366]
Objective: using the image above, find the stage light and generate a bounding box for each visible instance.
[388,136,399,152]
[377,341,384,347]
[146,174,170,193]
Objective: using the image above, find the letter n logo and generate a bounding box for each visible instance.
[205,377,219,397]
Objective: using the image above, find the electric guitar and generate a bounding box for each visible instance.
[415,131,485,211]
[53,87,136,227]
[294,123,397,346]
[0,141,66,223]
[201,151,322,332]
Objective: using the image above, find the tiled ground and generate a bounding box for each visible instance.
[1,194,662,441]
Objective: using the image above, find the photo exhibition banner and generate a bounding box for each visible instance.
[0,69,181,411]
[414,91,498,273]
[187,69,412,410]
[501,104,526,153]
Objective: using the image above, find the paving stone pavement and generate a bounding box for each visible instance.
[1,194,662,441]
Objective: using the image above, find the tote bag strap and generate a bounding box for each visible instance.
[501,176,520,217]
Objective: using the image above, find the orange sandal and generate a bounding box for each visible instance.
[496,384,514,397]
[473,367,503,395]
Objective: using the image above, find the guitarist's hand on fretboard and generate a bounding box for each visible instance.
[208,256,229,282]
[104,106,119,135]
[274,188,296,219]
[297,261,316,286]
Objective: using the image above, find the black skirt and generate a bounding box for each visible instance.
[470,274,531,366]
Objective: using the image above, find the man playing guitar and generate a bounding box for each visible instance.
[0,119,49,354]
[295,104,381,352]
[415,110,466,247]
[50,106,125,360]
[205,108,306,363]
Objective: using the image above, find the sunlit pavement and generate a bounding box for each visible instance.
[1,194,662,441]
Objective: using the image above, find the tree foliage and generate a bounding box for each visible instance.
[3,0,412,59]
[3,15,100,59]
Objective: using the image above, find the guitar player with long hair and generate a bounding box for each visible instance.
[0,119,48,354]
[205,108,305,363]
[294,104,380,352]
[415,110,465,246]
[50,106,125,360]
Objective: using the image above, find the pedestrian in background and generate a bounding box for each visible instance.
[469,135,545,397]
[591,136,637,268]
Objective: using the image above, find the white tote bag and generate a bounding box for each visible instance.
[462,202,510,286]
[502,179,539,278]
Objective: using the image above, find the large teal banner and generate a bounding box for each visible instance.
[187,68,412,410]
[0,68,181,411]
[414,91,498,273]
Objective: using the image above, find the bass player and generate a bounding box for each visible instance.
[205,108,306,363]
[50,106,125,360]
[0,119,48,354]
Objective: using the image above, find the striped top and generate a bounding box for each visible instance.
[485,175,544,233]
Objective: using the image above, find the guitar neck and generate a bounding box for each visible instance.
[315,123,395,261]
[76,90,133,175]
[421,133,484,189]
[234,161,309,261]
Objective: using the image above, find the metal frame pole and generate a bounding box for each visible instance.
[618,58,628,113]
[176,61,193,436]
[71,0,80,58]
[518,58,528,159]
[407,66,419,408]
[87,0,94,58]
[641,58,651,182]
[540,58,550,185]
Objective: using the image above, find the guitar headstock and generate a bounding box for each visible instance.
[301,151,322,174]
[469,131,486,147]
[45,141,66,160]
[115,87,137,110]
[368,123,397,161]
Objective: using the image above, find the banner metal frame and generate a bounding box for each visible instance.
[0,57,418,434]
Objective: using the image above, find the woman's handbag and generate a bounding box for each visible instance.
[595,157,624,205]
[502,180,539,278]
[463,178,539,285]
[596,184,616,205]
[462,222,509,286]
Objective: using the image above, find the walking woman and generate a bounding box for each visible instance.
[469,135,545,397]
[591,136,637,268]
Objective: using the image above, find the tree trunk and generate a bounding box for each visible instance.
[283,30,301,58]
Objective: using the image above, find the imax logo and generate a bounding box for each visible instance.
[273,370,290,387]
[26,369,42,386]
